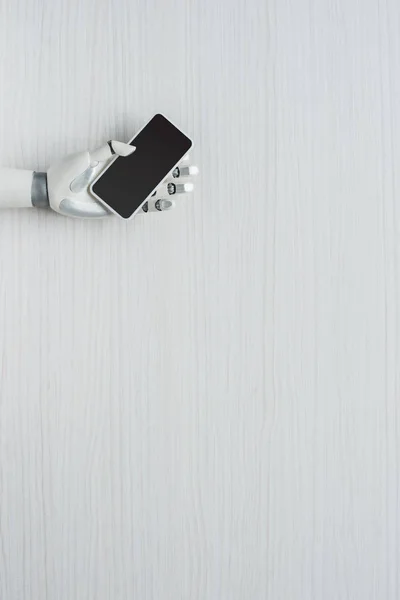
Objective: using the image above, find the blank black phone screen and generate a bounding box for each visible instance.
[91,114,192,219]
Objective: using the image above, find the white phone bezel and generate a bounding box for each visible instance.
[89,113,193,220]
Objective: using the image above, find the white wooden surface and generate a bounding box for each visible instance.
[0,0,399,598]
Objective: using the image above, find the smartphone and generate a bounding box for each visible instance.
[90,114,193,220]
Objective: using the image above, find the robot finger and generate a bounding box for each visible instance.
[89,140,136,163]
[153,181,195,198]
[140,198,176,214]
[170,164,199,179]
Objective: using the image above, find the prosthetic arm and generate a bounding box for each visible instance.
[0,140,198,218]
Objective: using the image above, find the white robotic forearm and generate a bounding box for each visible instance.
[0,140,198,218]
[0,168,47,209]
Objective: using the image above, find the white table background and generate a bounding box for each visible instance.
[0,0,399,598]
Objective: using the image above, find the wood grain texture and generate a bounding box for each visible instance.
[0,0,399,598]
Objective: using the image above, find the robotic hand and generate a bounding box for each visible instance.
[0,140,198,218]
